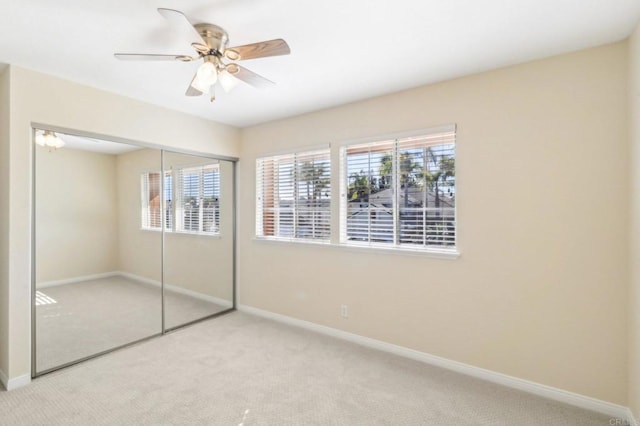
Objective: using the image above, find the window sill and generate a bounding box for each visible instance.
[253,236,331,246]
[335,243,459,259]
[252,237,459,259]
[140,227,162,233]
[140,228,221,238]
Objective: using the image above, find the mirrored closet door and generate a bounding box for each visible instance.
[162,152,235,330]
[33,129,235,376]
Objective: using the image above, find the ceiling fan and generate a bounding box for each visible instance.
[114,8,291,102]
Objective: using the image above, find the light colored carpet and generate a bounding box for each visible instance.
[2,311,613,425]
[36,276,229,372]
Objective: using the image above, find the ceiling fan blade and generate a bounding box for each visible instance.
[226,64,274,89]
[225,39,290,61]
[114,53,193,61]
[185,73,204,96]
[157,8,207,46]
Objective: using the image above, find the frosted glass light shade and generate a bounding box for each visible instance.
[191,61,218,94]
[191,76,211,94]
[218,70,240,93]
[197,62,217,85]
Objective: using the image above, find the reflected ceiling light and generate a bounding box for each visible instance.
[35,130,65,149]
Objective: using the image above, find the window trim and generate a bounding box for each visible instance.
[252,236,459,259]
[141,170,172,232]
[251,125,459,256]
[339,125,457,253]
[174,163,221,236]
[140,163,221,237]
[256,147,332,241]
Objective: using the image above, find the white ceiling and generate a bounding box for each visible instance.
[2,0,640,127]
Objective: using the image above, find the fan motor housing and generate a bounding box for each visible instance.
[194,23,229,53]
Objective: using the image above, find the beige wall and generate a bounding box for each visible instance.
[35,146,118,283]
[115,148,162,282]
[2,65,240,381]
[0,66,10,381]
[239,42,629,404]
[629,23,640,420]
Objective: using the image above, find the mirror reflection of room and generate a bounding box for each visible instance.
[162,151,234,330]
[35,131,162,373]
[34,130,234,374]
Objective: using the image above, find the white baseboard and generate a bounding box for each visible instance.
[238,304,634,423]
[0,369,30,391]
[7,374,31,391]
[37,272,119,289]
[116,271,233,308]
[36,271,232,308]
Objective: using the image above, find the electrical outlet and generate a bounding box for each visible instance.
[341,304,348,318]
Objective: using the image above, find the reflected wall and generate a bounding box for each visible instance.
[163,152,235,329]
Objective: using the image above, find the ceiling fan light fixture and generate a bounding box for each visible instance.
[196,61,218,85]
[225,49,240,61]
[114,8,291,101]
[190,76,211,94]
[190,60,218,93]
[218,70,240,93]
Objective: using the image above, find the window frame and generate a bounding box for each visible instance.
[140,163,221,237]
[340,126,457,253]
[174,163,221,236]
[141,170,172,232]
[256,147,332,242]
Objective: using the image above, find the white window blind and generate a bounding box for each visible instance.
[141,164,219,235]
[341,127,456,250]
[176,164,220,235]
[256,148,331,240]
[141,171,172,230]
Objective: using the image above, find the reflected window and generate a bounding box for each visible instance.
[141,164,220,235]
[176,164,220,234]
[141,171,172,230]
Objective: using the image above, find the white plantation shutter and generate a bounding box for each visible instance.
[256,148,331,240]
[141,171,172,230]
[341,126,456,251]
[257,155,279,237]
[341,140,395,244]
[396,132,456,248]
[201,166,220,233]
[141,172,159,229]
[163,172,173,231]
[176,164,220,234]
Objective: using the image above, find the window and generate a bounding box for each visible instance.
[176,164,220,234]
[141,163,220,235]
[256,148,331,241]
[341,126,456,250]
[141,171,172,230]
